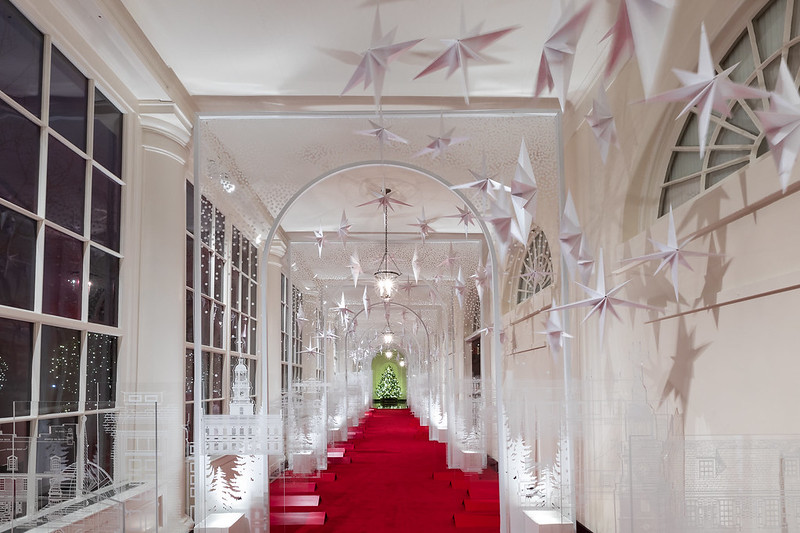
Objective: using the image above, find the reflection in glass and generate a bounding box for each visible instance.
[46,137,86,235]
[92,89,122,177]
[0,420,30,519]
[0,99,40,212]
[85,333,117,409]
[0,205,36,309]
[42,227,82,320]
[0,317,33,417]
[35,417,78,511]
[39,326,81,413]
[49,47,87,151]
[0,0,43,116]
[90,168,121,251]
[212,353,223,399]
[84,414,114,488]
[88,246,119,326]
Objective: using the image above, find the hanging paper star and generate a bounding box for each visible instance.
[451,153,503,200]
[448,204,477,238]
[486,188,526,249]
[559,191,594,285]
[349,251,364,287]
[537,310,572,357]
[586,85,618,164]
[296,303,309,334]
[550,249,661,344]
[399,277,415,298]
[356,188,413,211]
[754,59,800,192]
[647,23,769,158]
[535,1,593,111]
[322,328,339,341]
[409,207,437,242]
[437,243,460,274]
[520,266,552,287]
[471,259,490,303]
[355,119,409,146]
[362,286,371,319]
[414,126,469,159]
[338,210,353,245]
[314,226,326,258]
[620,206,716,301]
[411,245,422,283]
[454,267,467,308]
[510,138,538,233]
[603,0,675,96]
[341,8,422,107]
[300,343,321,356]
[414,9,518,104]
[336,292,353,325]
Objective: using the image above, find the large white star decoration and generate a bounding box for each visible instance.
[448,204,477,238]
[338,210,353,245]
[586,85,619,164]
[411,245,422,283]
[336,292,353,325]
[755,58,800,192]
[537,310,573,357]
[296,303,309,334]
[414,126,469,159]
[648,23,769,158]
[349,251,363,287]
[535,1,593,111]
[620,206,717,301]
[520,266,552,288]
[414,11,518,104]
[486,188,526,251]
[355,119,409,146]
[454,267,467,308]
[550,249,661,344]
[437,243,460,274]
[451,153,503,200]
[510,138,538,233]
[559,191,594,285]
[471,260,490,303]
[341,8,422,107]
[408,207,437,243]
[300,343,321,356]
[603,0,675,96]
[314,226,326,258]
[357,188,413,211]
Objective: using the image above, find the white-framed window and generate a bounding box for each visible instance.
[699,458,716,478]
[660,0,800,215]
[280,273,303,391]
[516,226,554,304]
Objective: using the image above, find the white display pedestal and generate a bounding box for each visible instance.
[195,512,250,533]
[523,509,573,533]
[454,448,485,473]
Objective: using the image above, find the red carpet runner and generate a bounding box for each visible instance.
[273,408,500,532]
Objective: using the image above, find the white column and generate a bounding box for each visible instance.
[266,241,286,413]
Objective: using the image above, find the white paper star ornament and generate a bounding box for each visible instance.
[314,227,326,258]
[355,119,409,146]
[349,251,363,288]
[510,139,538,233]
[537,310,572,357]
[451,153,503,200]
[586,85,618,164]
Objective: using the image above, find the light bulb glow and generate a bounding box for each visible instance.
[399,360,405,367]
[385,350,393,359]
[383,332,393,344]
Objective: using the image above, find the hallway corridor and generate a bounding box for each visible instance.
[273,409,500,533]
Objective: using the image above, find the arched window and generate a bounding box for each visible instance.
[516,226,554,304]
[659,0,800,216]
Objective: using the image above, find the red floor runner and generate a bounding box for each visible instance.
[273,408,499,533]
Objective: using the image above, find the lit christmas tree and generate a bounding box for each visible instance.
[375,366,401,400]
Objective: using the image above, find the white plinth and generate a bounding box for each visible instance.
[523,509,573,533]
[195,512,250,533]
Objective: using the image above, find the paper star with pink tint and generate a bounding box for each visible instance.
[537,310,572,357]
[447,204,477,238]
[399,277,415,299]
[411,245,421,283]
[336,292,353,325]
[647,23,769,158]
[437,243,460,274]
[510,138,538,233]
[414,11,518,104]
[408,207,437,242]
[620,206,717,301]
[551,249,661,344]
[341,8,422,107]
[471,259,490,303]
[755,59,800,192]
[314,226,326,258]
[559,191,594,285]
[454,267,467,308]
[586,85,618,164]
[414,126,469,159]
[355,119,409,146]
[536,1,593,110]
[348,251,363,287]
[362,286,371,319]
[338,210,353,245]
[451,153,504,200]
[357,188,412,211]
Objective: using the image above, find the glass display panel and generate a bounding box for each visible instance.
[0,205,36,309]
[92,89,122,177]
[34,417,78,510]
[0,99,39,212]
[49,47,87,151]
[90,168,121,251]
[0,317,33,417]
[46,137,86,235]
[0,0,42,116]
[84,414,114,486]
[85,333,117,409]
[88,246,119,326]
[39,326,81,413]
[42,227,82,320]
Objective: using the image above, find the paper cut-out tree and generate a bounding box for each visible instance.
[375,366,401,400]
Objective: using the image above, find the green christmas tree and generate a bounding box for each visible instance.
[375,366,401,400]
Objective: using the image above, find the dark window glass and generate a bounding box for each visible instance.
[0,205,36,309]
[251,243,258,281]
[92,89,122,176]
[185,349,194,402]
[186,181,194,234]
[0,0,43,116]
[35,417,77,509]
[201,297,211,346]
[201,351,211,401]
[249,319,257,356]
[213,253,224,301]
[212,302,223,349]
[39,326,81,413]
[231,269,240,310]
[249,360,256,393]
[90,168,121,251]
[211,353,223,399]
[241,282,250,317]
[46,137,86,235]
[250,281,257,317]
[185,289,194,343]
[0,99,39,211]
[200,197,212,246]
[85,414,114,486]
[88,246,119,326]
[240,315,249,354]
[214,209,225,255]
[200,247,210,296]
[241,236,250,275]
[49,47,87,151]
[232,227,240,267]
[42,227,82,319]
[230,310,240,352]
[0,317,33,417]
[85,333,117,410]
[0,421,30,512]
[186,235,193,287]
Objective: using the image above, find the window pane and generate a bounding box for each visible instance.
[46,137,86,235]
[241,236,250,275]
[665,151,702,183]
[250,281,257,317]
[49,47,87,151]
[212,302,223,349]
[230,310,240,353]
[232,226,241,268]
[201,297,211,346]
[84,414,114,486]
[240,315,249,354]
[90,168,121,251]
[35,417,78,510]
[39,325,81,413]
[0,317,33,417]
[88,246,119,326]
[0,420,30,519]
[85,333,117,410]
[212,353,223,399]
[249,360,257,394]
[201,351,211,401]
[754,0,787,62]
[93,89,122,177]
[720,33,754,85]
[186,235,193,287]
[0,0,43,116]
[186,181,194,234]
[0,99,40,212]
[231,268,240,310]
[660,179,702,215]
[186,290,194,343]
[200,197,212,246]
[185,349,194,402]
[250,318,257,356]
[43,227,82,320]
[214,209,225,255]
[201,248,210,296]
[213,253,224,301]
[250,243,258,281]
[0,205,36,309]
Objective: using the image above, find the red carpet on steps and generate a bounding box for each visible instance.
[273,408,499,533]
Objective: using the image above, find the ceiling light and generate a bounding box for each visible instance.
[374,187,401,300]
[382,323,394,345]
[385,349,393,359]
[399,359,405,367]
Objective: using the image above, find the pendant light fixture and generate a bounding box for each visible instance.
[374,188,401,300]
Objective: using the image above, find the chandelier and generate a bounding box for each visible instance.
[374,188,401,300]
[381,322,394,345]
